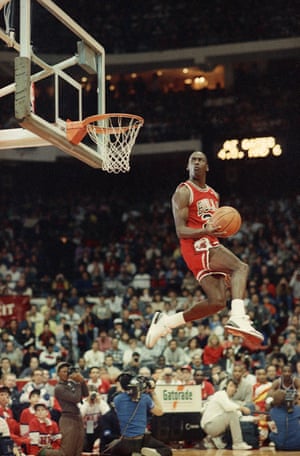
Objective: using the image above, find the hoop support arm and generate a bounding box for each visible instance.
[66,119,87,144]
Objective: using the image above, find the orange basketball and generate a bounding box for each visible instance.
[210,206,242,238]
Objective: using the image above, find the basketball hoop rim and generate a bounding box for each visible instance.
[66,112,144,147]
[84,112,144,134]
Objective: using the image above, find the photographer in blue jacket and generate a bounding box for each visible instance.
[110,372,172,456]
[268,389,300,450]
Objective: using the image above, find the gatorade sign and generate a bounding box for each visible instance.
[155,384,202,413]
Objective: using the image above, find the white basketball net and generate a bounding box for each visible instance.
[86,114,144,173]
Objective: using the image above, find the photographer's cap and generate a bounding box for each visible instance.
[56,361,70,374]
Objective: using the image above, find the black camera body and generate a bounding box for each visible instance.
[137,375,156,391]
[127,376,156,401]
[90,391,97,402]
[285,389,297,412]
[68,366,79,375]
[118,372,156,401]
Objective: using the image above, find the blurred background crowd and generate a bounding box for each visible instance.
[0,187,299,375]
[0,0,299,452]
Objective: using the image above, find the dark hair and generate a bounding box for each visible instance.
[0,386,10,395]
[193,369,204,377]
[224,378,239,389]
[117,372,135,390]
[29,389,41,398]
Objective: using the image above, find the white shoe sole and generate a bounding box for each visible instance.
[225,320,264,346]
[232,444,253,450]
[145,312,167,348]
[211,437,226,449]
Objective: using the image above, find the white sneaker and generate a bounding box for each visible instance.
[225,314,263,347]
[211,436,226,449]
[145,312,171,348]
[232,441,253,450]
[141,448,160,456]
[203,436,215,449]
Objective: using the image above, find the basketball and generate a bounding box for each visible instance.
[210,206,242,238]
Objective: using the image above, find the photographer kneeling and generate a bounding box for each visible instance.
[110,372,172,456]
[268,389,300,450]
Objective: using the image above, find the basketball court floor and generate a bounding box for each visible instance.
[171,448,295,455]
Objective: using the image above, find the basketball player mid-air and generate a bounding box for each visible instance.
[145,150,263,349]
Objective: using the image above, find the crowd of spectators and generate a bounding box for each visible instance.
[0,2,299,451]
[1,2,299,155]
[105,58,299,145]
[1,0,299,145]
[0,187,299,366]
[1,56,298,153]
[0,183,299,452]
[47,0,300,54]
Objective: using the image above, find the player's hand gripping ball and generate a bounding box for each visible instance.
[210,206,242,238]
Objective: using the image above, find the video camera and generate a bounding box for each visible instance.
[119,373,156,402]
[137,375,156,391]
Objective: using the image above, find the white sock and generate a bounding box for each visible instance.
[166,312,186,328]
[231,299,245,316]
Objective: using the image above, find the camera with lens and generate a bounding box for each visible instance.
[137,375,156,391]
[90,391,97,402]
[118,372,156,402]
[126,377,145,401]
[127,376,156,401]
[68,366,79,375]
[285,389,297,412]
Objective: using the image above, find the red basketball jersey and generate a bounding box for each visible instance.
[177,181,222,282]
[178,180,219,243]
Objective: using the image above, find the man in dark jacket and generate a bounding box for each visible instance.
[39,362,88,456]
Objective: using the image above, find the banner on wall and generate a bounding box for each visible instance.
[0,296,30,327]
[154,384,202,413]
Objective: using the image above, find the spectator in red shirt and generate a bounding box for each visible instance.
[0,386,30,450]
[87,366,111,395]
[29,400,61,455]
[20,388,42,437]
[202,334,224,367]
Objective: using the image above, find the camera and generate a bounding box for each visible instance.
[285,389,297,412]
[90,392,97,402]
[138,375,156,391]
[118,372,156,401]
[125,377,145,401]
[127,376,156,401]
[68,366,79,375]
